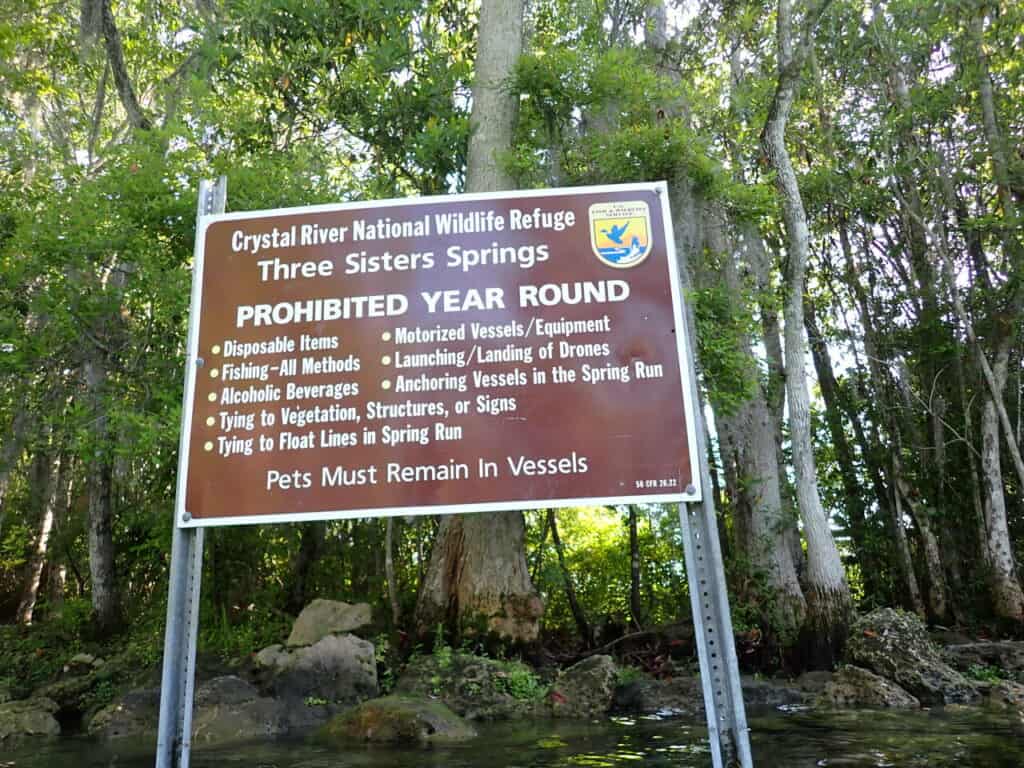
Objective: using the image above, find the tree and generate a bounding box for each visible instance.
[413,0,543,645]
[760,0,852,665]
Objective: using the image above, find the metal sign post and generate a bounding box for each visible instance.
[154,179,753,768]
[155,177,226,768]
[677,383,753,767]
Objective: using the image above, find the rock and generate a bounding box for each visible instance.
[254,634,378,707]
[0,698,61,740]
[818,666,920,709]
[318,695,477,744]
[846,608,980,706]
[548,655,618,718]
[794,670,834,695]
[191,676,289,744]
[977,679,1024,712]
[65,653,96,671]
[287,600,372,647]
[90,676,324,745]
[943,642,1024,681]
[396,652,542,720]
[740,676,809,710]
[89,689,160,741]
[612,676,703,717]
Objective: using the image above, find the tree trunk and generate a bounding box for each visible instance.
[100,0,151,130]
[704,210,806,644]
[805,300,877,599]
[84,356,120,636]
[414,0,541,645]
[761,0,851,666]
[285,522,325,615]
[979,349,1024,623]
[0,410,31,536]
[414,512,543,643]
[890,464,926,617]
[385,518,401,627]
[549,509,590,646]
[17,453,68,624]
[892,456,948,621]
[627,506,642,630]
[463,0,523,194]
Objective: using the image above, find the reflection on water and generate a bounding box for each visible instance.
[3,707,1023,767]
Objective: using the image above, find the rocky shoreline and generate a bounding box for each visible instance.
[2,604,1022,750]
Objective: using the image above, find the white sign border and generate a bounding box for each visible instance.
[174,181,703,528]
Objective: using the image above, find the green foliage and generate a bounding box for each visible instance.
[495,664,544,701]
[966,664,1006,683]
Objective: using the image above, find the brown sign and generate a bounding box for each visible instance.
[177,183,701,526]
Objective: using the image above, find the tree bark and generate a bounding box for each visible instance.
[17,453,69,624]
[979,349,1024,623]
[464,0,523,193]
[704,209,806,643]
[0,409,31,538]
[385,518,401,627]
[84,354,121,636]
[549,509,590,646]
[627,506,642,630]
[414,0,541,645]
[285,522,325,615]
[761,0,850,666]
[414,512,543,642]
[100,0,151,130]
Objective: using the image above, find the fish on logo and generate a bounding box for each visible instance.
[589,201,652,268]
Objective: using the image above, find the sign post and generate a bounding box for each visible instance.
[156,180,751,767]
[155,177,224,768]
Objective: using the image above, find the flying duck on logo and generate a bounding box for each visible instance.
[589,200,652,268]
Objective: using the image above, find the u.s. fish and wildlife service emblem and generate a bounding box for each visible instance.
[589,201,652,268]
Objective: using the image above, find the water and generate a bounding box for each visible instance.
[3,708,1023,767]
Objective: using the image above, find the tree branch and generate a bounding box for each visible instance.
[101,0,151,130]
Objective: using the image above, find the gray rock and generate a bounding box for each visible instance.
[846,608,980,706]
[612,676,703,717]
[318,695,476,744]
[818,665,920,709]
[89,676,325,745]
[191,676,289,744]
[943,642,1024,681]
[66,653,96,670]
[287,600,372,647]
[395,652,541,721]
[548,655,618,718]
[89,689,160,741]
[254,634,378,707]
[0,698,61,740]
[794,670,834,695]
[977,679,1024,712]
[740,676,809,709]
[613,674,807,718]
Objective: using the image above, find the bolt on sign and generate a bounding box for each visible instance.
[177,182,702,527]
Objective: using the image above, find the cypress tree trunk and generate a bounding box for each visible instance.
[414,0,542,645]
[761,0,851,666]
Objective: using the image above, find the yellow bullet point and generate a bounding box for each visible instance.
[381,380,391,391]
[381,355,392,366]
[210,368,219,379]
[208,392,217,402]
[381,331,392,342]
[204,441,214,452]
[206,416,215,427]
[211,344,221,355]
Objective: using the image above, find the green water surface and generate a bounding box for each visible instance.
[3,708,1023,767]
